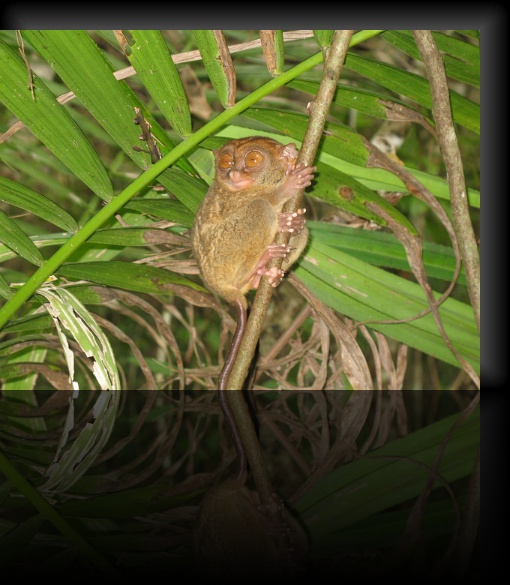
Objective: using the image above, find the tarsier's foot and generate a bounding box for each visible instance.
[248,244,290,289]
[257,243,292,266]
[249,266,285,289]
[261,265,285,288]
[278,208,307,234]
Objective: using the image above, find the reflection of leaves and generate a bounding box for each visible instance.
[0,390,478,576]
[295,404,479,557]
[40,390,120,493]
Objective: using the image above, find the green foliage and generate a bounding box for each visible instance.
[1,30,479,391]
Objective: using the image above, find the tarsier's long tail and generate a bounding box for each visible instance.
[218,297,248,481]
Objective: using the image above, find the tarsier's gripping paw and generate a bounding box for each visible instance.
[261,266,285,288]
[255,245,290,287]
[286,163,317,192]
[278,208,306,234]
[249,265,285,289]
[265,243,292,259]
[254,243,292,266]
[248,244,290,289]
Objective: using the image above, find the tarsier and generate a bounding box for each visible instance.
[192,136,316,391]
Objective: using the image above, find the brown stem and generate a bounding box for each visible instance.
[412,31,480,334]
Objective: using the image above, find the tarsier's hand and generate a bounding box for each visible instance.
[281,163,316,198]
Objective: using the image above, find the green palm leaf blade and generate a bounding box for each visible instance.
[123,30,192,137]
[22,30,154,171]
[0,208,44,266]
[344,53,479,134]
[0,38,113,201]
[22,30,196,176]
[192,30,236,108]
[57,261,206,295]
[297,229,479,373]
[381,30,480,88]
[313,30,335,49]
[0,176,78,233]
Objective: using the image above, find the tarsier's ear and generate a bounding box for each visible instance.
[282,143,299,163]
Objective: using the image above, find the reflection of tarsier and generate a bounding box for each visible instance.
[192,136,316,391]
[194,477,308,577]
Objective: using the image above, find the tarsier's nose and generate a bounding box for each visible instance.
[228,170,254,190]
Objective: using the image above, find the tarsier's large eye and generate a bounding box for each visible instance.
[219,153,234,169]
[245,150,264,168]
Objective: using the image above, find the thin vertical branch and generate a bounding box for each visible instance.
[413,31,480,333]
[226,30,355,391]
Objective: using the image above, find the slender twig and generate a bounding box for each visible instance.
[412,31,480,334]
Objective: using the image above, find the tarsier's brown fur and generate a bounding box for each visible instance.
[192,136,315,392]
